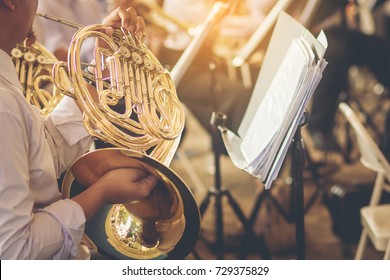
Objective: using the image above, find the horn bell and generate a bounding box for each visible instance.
[61,148,200,260]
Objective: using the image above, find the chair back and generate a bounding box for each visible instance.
[339,103,390,205]
[339,103,390,182]
[340,103,390,260]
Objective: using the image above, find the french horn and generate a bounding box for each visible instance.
[20,12,200,259]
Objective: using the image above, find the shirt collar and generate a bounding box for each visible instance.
[0,49,23,91]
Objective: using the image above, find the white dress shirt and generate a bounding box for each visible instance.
[0,49,92,259]
[36,0,105,62]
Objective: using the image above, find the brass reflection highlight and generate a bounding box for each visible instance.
[105,175,185,259]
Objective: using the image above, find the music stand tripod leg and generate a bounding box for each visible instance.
[223,189,271,260]
[198,112,271,259]
[197,112,227,259]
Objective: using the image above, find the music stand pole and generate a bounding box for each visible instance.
[292,111,309,260]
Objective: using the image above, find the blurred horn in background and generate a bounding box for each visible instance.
[232,0,322,68]
[170,1,232,86]
[15,12,200,260]
[11,39,62,116]
[229,0,321,89]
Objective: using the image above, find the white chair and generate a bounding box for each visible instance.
[338,102,390,260]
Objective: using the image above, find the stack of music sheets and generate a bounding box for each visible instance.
[221,11,328,189]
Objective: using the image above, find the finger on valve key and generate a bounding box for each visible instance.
[102,6,145,37]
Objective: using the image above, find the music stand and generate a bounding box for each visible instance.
[217,11,328,260]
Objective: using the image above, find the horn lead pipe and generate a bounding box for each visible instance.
[36,12,84,30]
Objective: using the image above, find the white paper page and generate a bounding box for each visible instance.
[317,31,328,50]
[240,39,309,164]
[238,12,326,139]
[265,57,327,187]
[220,128,249,170]
[258,38,315,178]
[223,71,328,188]
[250,56,315,183]
[256,36,325,187]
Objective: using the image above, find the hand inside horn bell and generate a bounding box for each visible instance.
[124,180,185,253]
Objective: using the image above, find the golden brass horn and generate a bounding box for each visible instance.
[32,12,199,260]
[36,11,184,162]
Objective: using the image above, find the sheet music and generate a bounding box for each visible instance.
[265,53,328,188]
[221,12,328,189]
[241,38,310,163]
[238,12,327,138]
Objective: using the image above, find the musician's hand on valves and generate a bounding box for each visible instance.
[102,6,145,40]
[90,6,145,62]
[85,6,145,101]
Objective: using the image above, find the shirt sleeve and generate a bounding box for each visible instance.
[0,111,85,259]
[37,199,86,260]
[45,96,92,177]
